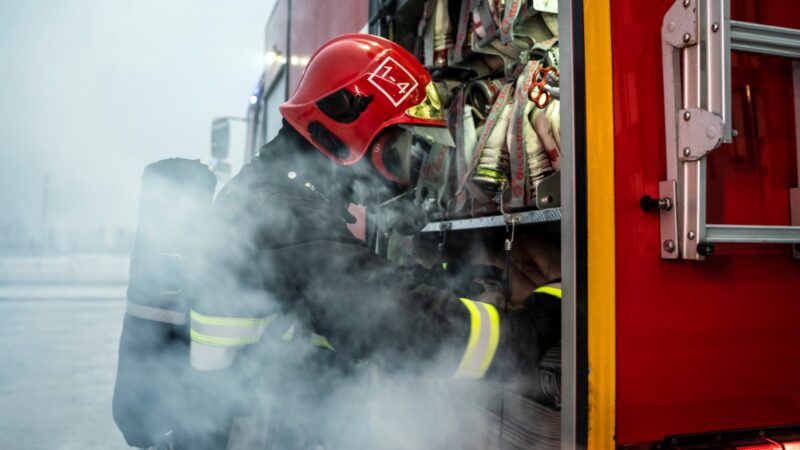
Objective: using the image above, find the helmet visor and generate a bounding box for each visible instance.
[406,81,445,121]
[371,129,429,186]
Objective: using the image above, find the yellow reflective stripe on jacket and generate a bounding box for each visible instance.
[281,324,296,341]
[453,298,500,379]
[190,310,273,328]
[280,325,334,351]
[190,309,335,352]
[190,329,262,347]
[190,310,275,348]
[534,284,562,299]
[311,333,336,351]
[281,325,334,351]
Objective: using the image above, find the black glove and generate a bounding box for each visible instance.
[407,264,487,299]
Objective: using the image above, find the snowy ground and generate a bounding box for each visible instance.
[0,255,131,449]
[0,254,129,285]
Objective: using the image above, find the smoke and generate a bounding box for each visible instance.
[0,0,268,252]
[112,136,560,450]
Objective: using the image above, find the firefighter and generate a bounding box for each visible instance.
[189,33,561,449]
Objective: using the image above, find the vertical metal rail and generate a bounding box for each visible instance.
[682,0,727,260]
[661,0,698,259]
[559,0,581,446]
[682,0,726,259]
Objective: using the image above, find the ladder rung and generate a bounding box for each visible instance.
[731,20,800,59]
[705,224,800,244]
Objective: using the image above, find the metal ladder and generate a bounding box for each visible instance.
[658,0,800,260]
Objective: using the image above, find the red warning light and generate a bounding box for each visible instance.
[737,440,800,450]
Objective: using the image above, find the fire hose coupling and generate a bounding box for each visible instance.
[528,66,559,108]
[639,194,673,212]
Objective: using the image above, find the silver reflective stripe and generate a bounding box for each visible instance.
[191,319,267,342]
[454,299,500,379]
[125,301,186,325]
[471,304,493,376]
[462,301,491,377]
[189,311,274,371]
[191,341,239,371]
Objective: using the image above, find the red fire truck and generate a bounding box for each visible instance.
[216,0,800,448]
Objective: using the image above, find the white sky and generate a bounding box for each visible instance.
[0,0,275,234]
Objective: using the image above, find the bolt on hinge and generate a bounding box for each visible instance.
[657,180,679,260]
[663,0,698,48]
[678,108,724,160]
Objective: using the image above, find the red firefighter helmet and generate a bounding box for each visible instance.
[279,33,448,172]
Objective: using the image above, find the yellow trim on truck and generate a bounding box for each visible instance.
[584,0,617,448]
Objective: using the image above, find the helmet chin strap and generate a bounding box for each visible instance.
[378,187,417,208]
[371,189,430,236]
